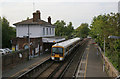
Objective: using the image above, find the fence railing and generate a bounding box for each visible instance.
[101,53,119,77]
[97,46,119,78]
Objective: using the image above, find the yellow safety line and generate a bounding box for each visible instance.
[84,54,88,79]
[10,56,49,77]
[84,46,90,79]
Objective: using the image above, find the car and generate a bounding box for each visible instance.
[4,48,12,53]
[0,49,7,55]
[115,75,120,79]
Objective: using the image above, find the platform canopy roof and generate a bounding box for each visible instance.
[42,37,65,43]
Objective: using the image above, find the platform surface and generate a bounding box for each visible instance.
[86,40,108,78]
[76,39,108,79]
[2,53,50,77]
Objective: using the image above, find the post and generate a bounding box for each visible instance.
[28,25,31,60]
[103,36,105,72]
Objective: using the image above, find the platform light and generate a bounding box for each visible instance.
[108,36,120,39]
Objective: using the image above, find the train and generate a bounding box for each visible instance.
[51,38,81,61]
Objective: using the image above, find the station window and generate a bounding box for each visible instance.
[46,28,48,35]
[50,28,51,35]
[43,28,45,35]
[52,28,54,34]
[24,45,28,49]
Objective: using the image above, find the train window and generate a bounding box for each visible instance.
[66,48,68,52]
[52,47,63,54]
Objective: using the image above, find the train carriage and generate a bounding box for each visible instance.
[51,38,81,61]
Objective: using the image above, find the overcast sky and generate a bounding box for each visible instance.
[0,0,119,29]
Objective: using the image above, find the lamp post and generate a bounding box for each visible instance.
[103,36,105,72]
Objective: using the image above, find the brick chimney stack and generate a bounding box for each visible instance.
[48,16,51,24]
[33,10,41,22]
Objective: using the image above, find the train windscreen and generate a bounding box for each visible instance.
[52,47,63,56]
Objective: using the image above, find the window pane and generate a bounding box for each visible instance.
[24,45,29,49]
[52,47,63,54]
[43,28,45,35]
[46,28,48,35]
[50,28,51,35]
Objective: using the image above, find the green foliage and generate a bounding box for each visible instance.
[27,17,29,20]
[54,20,74,39]
[2,17,16,48]
[89,13,120,71]
[75,23,90,38]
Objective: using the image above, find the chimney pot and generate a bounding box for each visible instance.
[33,10,41,22]
[48,16,51,24]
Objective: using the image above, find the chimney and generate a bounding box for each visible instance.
[48,16,51,24]
[33,10,41,22]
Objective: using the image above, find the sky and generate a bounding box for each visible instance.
[0,0,119,29]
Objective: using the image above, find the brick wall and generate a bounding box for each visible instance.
[2,49,29,71]
[12,37,43,55]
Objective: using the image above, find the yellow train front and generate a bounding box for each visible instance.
[51,46,64,61]
[51,38,80,61]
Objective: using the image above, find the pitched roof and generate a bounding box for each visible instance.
[13,18,55,27]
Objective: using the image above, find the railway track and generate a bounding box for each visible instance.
[59,39,89,78]
[17,39,89,79]
[17,59,53,79]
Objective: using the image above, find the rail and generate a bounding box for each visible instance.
[17,58,51,79]
[48,39,87,78]
[58,39,89,78]
[17,38,89,79]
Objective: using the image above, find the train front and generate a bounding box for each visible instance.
[51,46,64,61]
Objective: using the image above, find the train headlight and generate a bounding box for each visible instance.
[60,58,63,61]
[51,57,54,60]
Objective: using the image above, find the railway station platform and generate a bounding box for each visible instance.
[2,52,51,77]
[76,39,108,78]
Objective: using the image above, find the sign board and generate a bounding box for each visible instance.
[35,45,39,53]
[12,46,15,51]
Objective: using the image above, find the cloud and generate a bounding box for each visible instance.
[1,0,119,2]
[1,2,118,28]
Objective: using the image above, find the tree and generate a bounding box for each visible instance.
[66,22,74,38]
[89,13,120,70]
[54,20,74,39]
[76,23,90,38]
[54,20,66,36]
[2,17,16,48]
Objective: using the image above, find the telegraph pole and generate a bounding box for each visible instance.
[28,25,30,60]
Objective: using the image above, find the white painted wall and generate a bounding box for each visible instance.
[16,25,28,37]
[41,27,55,37]
[16,25,55,38]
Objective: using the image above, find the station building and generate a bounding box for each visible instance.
[12,10,65,57]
